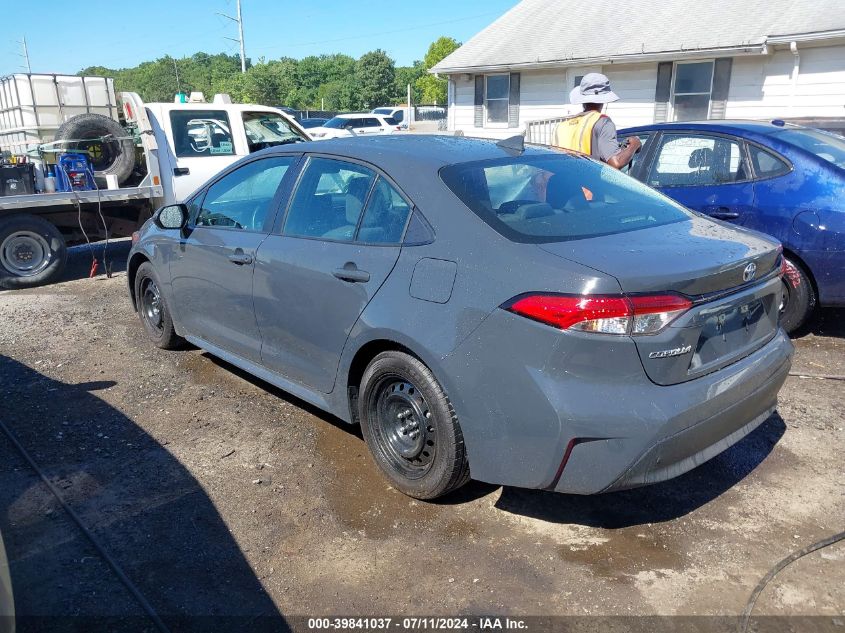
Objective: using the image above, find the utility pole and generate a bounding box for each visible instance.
[172,58,182,93]
[19,36,32,73]
[218,0,246,73]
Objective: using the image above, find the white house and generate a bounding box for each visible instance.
[432,0,845,138]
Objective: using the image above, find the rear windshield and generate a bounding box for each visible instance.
[373,108,393,115]
[440,154,691,243]
[773,127,845,169]
[384,117,399,126]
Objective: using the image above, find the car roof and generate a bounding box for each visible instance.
[333,112,384,119]
[267,134,560,172]
[620,119,795,141]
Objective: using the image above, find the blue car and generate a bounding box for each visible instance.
[620,121,845,332]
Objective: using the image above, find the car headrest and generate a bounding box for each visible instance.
[689,147,715,168]
[545,173,569,209]
[516,202,555,220]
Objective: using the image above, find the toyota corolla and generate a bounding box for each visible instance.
[127,135,793,499]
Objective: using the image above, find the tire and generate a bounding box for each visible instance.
[54,113,135,185]
[780,257,815,334]
[0,214,67,289]
[134,262,184,350]
[359,351,470,499]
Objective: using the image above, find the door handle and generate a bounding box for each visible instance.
[333,265,370,283]
[228,250,253,266]
[706,206,740,220]
[174,167,190,176]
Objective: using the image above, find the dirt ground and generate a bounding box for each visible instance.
[1,242,843,632]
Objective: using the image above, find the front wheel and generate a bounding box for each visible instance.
[780,258,815,334]
[134,262,184,349]
[0,214,67,290]
[359,351,470,499]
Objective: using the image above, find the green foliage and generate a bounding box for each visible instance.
[355,50,395,109]
[416,36,461,104]
[77,37,458,110]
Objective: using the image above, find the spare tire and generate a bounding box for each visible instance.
[54,113,135,185]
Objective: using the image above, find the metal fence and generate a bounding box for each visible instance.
[524,117,568,146]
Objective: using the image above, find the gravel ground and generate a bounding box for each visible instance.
[1,242,843,632]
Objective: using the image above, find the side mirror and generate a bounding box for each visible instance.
[155,204,188,230]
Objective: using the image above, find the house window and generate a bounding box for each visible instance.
[485,74,510,126]
[672,61,714,121]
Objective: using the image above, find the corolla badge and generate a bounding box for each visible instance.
[648,345,693,359]
[743,262,757,282]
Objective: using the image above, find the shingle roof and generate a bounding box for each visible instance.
[432,0,845,73]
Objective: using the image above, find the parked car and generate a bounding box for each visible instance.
[372,106,410,129]
[299,117,329,129]
[308,113,401,139]
[128,135,792,500]
[619,120,845,332]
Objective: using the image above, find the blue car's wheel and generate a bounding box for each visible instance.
[780,258,815,334]
[359,351,470,499]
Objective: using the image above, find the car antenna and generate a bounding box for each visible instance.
[496,135,525,154]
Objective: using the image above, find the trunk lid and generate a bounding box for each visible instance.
[540,217,783,385]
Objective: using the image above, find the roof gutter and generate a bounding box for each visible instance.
[766,28,845,44]
[431,43,767,75]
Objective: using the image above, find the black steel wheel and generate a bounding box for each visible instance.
[133,262,183,349]
[359,351,469,499]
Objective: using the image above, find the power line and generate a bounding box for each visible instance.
[217,0,246,73]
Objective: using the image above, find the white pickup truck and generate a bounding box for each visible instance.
[0,73,308,289]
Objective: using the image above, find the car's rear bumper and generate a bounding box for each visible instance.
[440,311,793,494]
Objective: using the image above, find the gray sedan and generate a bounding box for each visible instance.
[128,135,793,499]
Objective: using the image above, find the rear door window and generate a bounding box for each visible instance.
[283,157,375,241]
[647,134,749,187]
[170,110,235,157]
[748,145,791,179]
[195,156,294,231]
[357,177,412,244]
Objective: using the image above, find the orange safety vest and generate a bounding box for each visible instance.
[552,111,605,155]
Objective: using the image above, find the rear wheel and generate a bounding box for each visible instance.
[0,214,67,289]
[780,257,815,334]
[134,262,183,349]
[359,351,470,499]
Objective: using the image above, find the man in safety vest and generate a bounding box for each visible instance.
[553,73,641,169]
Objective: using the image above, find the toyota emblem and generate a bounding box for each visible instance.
[743,262,757,282]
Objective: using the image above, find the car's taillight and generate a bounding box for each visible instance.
[131,231,140,244]
[505,293,692,335]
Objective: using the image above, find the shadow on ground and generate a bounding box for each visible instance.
[61,240,131,284]
[796,307,845,339]
[0,355,288,632]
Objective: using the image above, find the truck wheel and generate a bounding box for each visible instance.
[0,215,67,290]
[780,257,815,334]
[54,113,135,185]
[359,351,470,500]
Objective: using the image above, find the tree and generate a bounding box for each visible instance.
[355,50,395,109]
[393,61,425,103]
[415,36,460,104]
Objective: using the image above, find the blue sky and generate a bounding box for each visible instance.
[0,0,519,76]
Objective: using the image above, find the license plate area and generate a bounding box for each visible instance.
[689,293,778,373]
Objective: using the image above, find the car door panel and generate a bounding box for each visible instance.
[644,132,756,226]
[253,158,411,393]
[168,155,298,362]
[253,239,401,392]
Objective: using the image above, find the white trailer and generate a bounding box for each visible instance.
[0,75,308,289]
